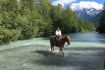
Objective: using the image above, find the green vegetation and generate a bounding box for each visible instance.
[0,27,21,43]
[97,3,105,33]
[0,0,95,43]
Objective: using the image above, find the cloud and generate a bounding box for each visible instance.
[71,1,103,10]
[52,0,77,7]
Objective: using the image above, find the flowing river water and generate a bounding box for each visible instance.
[0,32,105,70]
[1,32,105,49]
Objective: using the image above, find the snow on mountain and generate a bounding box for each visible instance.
[75,8,103,25]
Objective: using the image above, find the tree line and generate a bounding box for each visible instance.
[0,0,95,43]
[97,3,105,33]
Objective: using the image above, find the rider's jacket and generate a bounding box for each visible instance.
[55,30,61,36]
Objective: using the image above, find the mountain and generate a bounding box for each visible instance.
[75,8,103,26]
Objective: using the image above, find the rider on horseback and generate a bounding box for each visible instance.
[55,27,62,42]
[50,26,62,46]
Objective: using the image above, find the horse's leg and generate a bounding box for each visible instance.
[51,44,54,52]
[61,49,64,56]
[51,45,53,52]
[50,40,53,52]
[52,46,54,51]
[59,47,61,53]
[50,38,55,52]
[59,47,64,56]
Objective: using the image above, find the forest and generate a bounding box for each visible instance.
[97,3,105,33]
[1,0,104,43]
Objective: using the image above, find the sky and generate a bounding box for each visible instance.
[52,0,105,10]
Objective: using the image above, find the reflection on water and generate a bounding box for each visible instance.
[70,32,105,43]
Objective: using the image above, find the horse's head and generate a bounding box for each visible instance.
[65,34,70,45]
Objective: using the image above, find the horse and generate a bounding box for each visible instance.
[50,34,70,56]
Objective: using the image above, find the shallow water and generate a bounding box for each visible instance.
[0,32,105,70]
[70,32,105,43]
[69,32,105,47]
[0,32,105,51]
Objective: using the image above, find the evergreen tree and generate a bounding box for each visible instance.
[18,0,43,38]
[0,0,19,29]
[78,19,95,32]
[50,4,64,28]
[0,0,21,43]
[63,7,79,33]
[97,3,105,33]
[35,0,52,36]
[36,0,52,22]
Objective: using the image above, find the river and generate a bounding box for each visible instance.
[0,32,105,50]
[71,32,105,43]
[0,32,105,70]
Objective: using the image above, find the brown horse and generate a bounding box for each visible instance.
[50,34,70,56]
